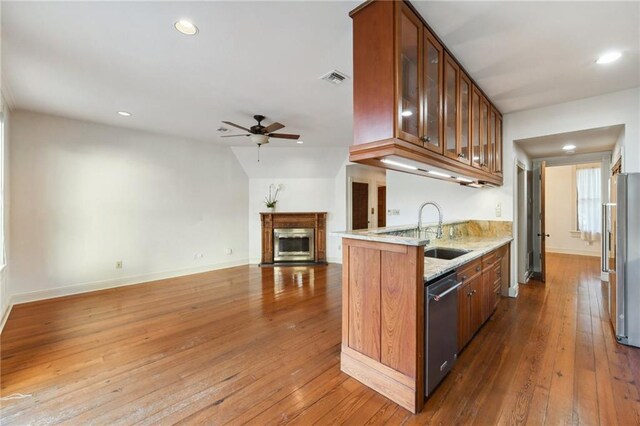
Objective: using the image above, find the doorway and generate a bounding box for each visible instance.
[517,163,534,283]
[346,164,387,231]
[352,181,369,230]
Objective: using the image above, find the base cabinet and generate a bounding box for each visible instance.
[457,244,510,352]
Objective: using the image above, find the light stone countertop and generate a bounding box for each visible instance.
[331,225,512,282]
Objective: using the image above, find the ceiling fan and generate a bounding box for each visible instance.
[220,114,300,147]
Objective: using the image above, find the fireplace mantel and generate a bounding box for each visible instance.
[260,212,327,265]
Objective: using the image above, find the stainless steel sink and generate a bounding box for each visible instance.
[424,247,470,260]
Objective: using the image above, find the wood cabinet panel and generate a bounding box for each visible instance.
[381,251,417,376]
[469,276,483,335]
[348,246,382,361]
[458,280,472,352]
[494,111,503,175]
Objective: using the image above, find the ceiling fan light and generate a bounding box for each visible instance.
[250,134,269,145]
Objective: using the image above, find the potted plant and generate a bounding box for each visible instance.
[265,184,281,212]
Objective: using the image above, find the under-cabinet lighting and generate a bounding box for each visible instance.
[456,177,474,183]
[401,110,413,117]
[427,170,451,178]
[297,140,304,144]
[562,144,576,151]
[117,111,132,117]
[381,158,418,170]
[596,51,622,64]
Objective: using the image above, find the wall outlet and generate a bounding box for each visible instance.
[225,248,233,255]
[387,209,400,216]
[495,202,502,218]
[115,261,123,269]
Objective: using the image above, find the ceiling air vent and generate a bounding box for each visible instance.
[319,69,350,85]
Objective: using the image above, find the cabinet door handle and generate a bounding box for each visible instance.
[457,153,465,158]
[421,136,431,142]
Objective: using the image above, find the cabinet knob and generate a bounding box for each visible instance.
[462,275,467,281]
[457,153,465,158]
[482,163,487,167]
[421,136,431,143]
[476,266,481,272]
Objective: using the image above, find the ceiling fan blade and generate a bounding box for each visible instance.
[222,121,251,132]
[263,122,285,133]
[221,134,250,138]
[268,133,300,140]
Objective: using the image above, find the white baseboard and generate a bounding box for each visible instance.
[601,271,609,282]
[546,248,600,257]
[327,257,342,264]
[508,284,519,298]
[0,302,13,334]
[8,258,250,307]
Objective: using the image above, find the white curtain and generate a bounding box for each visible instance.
[577,167,601,242]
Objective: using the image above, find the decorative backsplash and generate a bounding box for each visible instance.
[441,220,513,239]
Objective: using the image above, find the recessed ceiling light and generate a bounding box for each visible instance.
[401,110,413,117]
[563,144,576,151]
[175,20,198,35]
[596,51,622,64]
[297,140,304,144]
[117,111,132,117]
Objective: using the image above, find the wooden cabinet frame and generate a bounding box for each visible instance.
[422,30,444,154]
[457,71,472,165]
[395,1,424,147]
[442,53,459,162]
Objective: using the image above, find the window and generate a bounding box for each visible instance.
[576,166,601,241]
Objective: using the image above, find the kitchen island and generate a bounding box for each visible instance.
[332,221,513,413]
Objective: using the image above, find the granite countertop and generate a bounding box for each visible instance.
[421,236,512,281]
[331,224,512,281]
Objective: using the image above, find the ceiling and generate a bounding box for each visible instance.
[3,1,638,148]
[412,1,639,113]
[514,125,623,159]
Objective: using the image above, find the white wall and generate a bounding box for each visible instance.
[10,111,249,301]
[0,97,10,325]
[386,171,510,226]
[545,165,600,257]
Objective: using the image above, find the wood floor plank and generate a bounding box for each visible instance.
[1,254,638,425]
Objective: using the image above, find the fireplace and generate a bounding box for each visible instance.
[273,228,315,262]
[260,212,326,265]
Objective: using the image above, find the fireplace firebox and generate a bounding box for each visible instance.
[273,228,315,262]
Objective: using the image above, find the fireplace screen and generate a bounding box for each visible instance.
[273,228,315,262]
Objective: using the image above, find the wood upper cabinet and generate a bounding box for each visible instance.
[397,1,423,146]
[479,95,490,172]
[350,0,503,186]
[493,111,503,175]
[443,53,459,161]
[458,72,472,165]
[422,30,443,154]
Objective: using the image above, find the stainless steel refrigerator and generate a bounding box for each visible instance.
[603,172,640,347]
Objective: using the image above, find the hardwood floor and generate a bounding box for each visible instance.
[1,253,639,424]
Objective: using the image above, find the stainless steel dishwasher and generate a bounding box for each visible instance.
[425,271,461,397]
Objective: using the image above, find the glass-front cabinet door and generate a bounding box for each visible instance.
[471,88,481,169]
[458,73,471,164]
[488,108,496,172]
[443,53,458,160]
[494,113,503,174]
[397,3,422,146]
[423,31,443,153]
[479,95,490,172]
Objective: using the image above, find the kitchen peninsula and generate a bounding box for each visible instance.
[333,220,512,413]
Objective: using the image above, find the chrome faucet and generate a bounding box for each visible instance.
[417,201,443,239]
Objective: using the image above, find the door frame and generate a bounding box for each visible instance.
[348,177,370,231]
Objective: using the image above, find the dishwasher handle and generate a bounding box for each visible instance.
[429,282,463,302]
